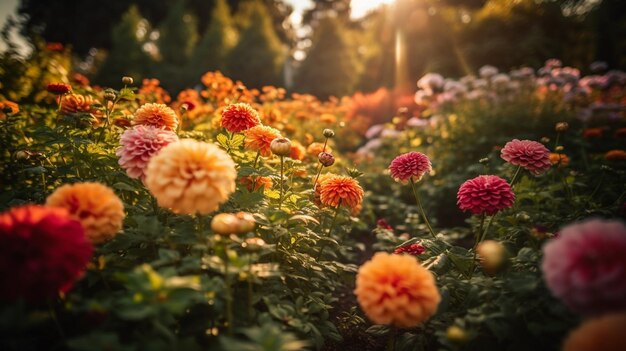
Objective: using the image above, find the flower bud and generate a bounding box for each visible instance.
[516,212,530,221]
[122,76,134,85]
[476,240,506,275]
[397,107,410,117]
[104,89,116,101]
[211,213,240,235]
[181,101,195,112]
[479,157,490,164]
[555,122,569,132]
[243,237,266,251]
[540,137,550,144]
[270,138,292,157]
[446,326,468,343]
[555,146,564,152]
[15,150,30,160]
[318,152,335,167]
[235,212,256,233]
[323,128,335,138]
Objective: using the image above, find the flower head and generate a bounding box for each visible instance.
[500,139,551,174]
[457,175,515,215]
[47,83,71,95]
[0,205,92,301]
[46,182,125,244]
[145,139,237,214]
[389,152,432,184]
[354,252,440,327]
[550,153,570,166]
[60,94,100,115]
[289,141,306,161]
[318,174,364,212]
[605,150,626,161]
[562,313,626,351]
[244,125,282,157]
[542,218,626,316]
[307,142,331,157]
[239,176,273,192]
[133,103,178,131]
[0,101,19,117]
[394,243,425,255]
[116,125,179,181]
[221,103,261,133]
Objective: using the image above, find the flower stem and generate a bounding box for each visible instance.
[316,202,341,260]
[386,327,396,351]
[312,163,324,189]
[223,249,234,335]
[47,300,66,341]
[252,150,261,169]
[278,155,285,209]
[247,255,254,324]
[472,213,486,271]
[409,179,436,239]
[509,165,522,187]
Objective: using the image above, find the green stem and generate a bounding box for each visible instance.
[223,249,233,335]
[410,179,436,239]
[312,163,324,189]
[479,214,497,244]
[252,150,261,169]
[278,156,285,209]
[247,255,254,324]
[510,165,522,187]
[387,327,396,351]
[316,203,341,261]
[472,213,486,272]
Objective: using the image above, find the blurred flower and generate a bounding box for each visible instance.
[417,73,444,94]
[289,141,306,161]
[605,150,626,161]
[45,42,64,51]
[0,101,19,117]
[583,128,603,139]
[556,122,569,132]
[72,73,90,86]
[133,103,178,131]
[211,212,256,235]
[138,79,171,104]
[221,103,261,133]
[394,243,425,256]
[319,113,337,124]
[614,128,626,138]
[376,218,393,231]
[60,94,100,116]
[479,65,498,78]
[307,142,331,157]
[244,125,282,157]
[562,313,626,351]
[239,176,272,192]
[0,205,92,301]
[491,73,510,88]
[318,174,364,212]
[549,153,570,166]
[501,139,551,174]
[145,140,236,214]
[354,252,440,327]
[116,125,179,181]
[446,326,469,343]
[389,152,432,184]
[46,83,71,95]
[542,218,626,316]
[323,129,335,138]
[476,240,506,275]
[457,175,515,215]
[46,182,125,244]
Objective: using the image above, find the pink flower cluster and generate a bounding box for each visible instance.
[501,139,551,174]
[457,175,515,215]
[389,152,432,184]
[542,218,626,316]
[116,125,179,181]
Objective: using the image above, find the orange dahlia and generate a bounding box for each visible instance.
[562,313,626,351]
[239,176,273,192]
[145,139,237,215]
[0,101,19,117]
[318,174,364,212]
[605,149,626,161]
[354,252,440,327]
[133,103,178,131]
[290,141,306,161]
[549,153,570,166]
[319,113,337,124]
[46,182,125,244]
[244,125,282,157]
[221,103,261,133]
[307,142,332,157]
[60,94,100,115]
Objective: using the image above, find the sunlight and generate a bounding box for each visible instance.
[351,0,395,18]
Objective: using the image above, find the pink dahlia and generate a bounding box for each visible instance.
[389,152,432,183]
[542,218,626,316]
[457,175,515,215]
[500,139,551,174]
[116,125,179,181]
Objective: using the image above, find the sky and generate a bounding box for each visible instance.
[0,0,392,54]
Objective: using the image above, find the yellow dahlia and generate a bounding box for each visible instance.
[133,103,178,131]
[145,139,236,214]
[354,252,440,327]
[318,174,364,212]
[45,182,125,244]
[244,125,282,157]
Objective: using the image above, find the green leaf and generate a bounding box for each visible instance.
[118,87,136,101]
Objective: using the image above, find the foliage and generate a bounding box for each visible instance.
[190,0,238,75]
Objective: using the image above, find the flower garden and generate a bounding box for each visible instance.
[1,59,626,351]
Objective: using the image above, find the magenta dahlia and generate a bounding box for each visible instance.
[389,152,432,184]
[500,139,551,174]
[0,205,93,302]
[542,218,626,316]
[116,125,179,181]
[457,175,515,215]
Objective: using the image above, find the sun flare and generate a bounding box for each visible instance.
[351,0,395,18]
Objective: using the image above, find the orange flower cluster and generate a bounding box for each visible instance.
[307,142,332,157]
[132,103,179,131]
[549,153,570,166]
[46,182,125,244]
[0,101,19,117]
[259,86,286,102]
[354,252,440,327]
[317,174,364,213]
[244,125,282,157]
[200,71,256,106]
[239,176,273,192]
[138,79,171,104]
[290,141,306,161]
[605,149,626,161]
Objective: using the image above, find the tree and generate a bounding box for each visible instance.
[95,5,151,87]
[190,0,237,75]
[157,0,198,66]
[227,1,285,88]
[295,17,359,99]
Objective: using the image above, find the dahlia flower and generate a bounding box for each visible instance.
[542,218,626,316]
[60,94,100,115]
[563,313,626,351]
[46,83,71,95]
[116,125,179,181]
[221,103,261,133]
[0,205,92,301]
[550,153,570,166]
[501,139,551,174]
[239,176,273,192]
[244,125,282,157]
[457,175,515,215]
[389,152,432,184]
[307,142,331,157]
[133,103,178,131]
[0,101,19,117]
[46,182,125,244]
[354,252,440,327]
[289,141,306,161]
[417,73,445,94]
[318,174,364,212]
[605,150,626,161]
[145,139,237,214]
